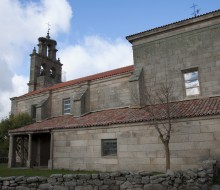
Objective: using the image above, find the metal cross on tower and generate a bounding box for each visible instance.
[46,22,51,38]
[191,3,201,17]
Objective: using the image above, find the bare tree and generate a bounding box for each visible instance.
[144,78,174,171]
[144,75,174,170]
[130,74,174,171]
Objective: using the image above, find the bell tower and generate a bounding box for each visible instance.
[28,32,62,92]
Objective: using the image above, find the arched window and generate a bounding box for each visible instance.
[50,67,56,78]
[47,44,51,57]
[40,64,46,76]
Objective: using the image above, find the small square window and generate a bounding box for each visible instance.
[183,69,200,96]
[63,98,71,115]
[101,139,117,156]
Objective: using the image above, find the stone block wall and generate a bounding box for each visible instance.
[132,20,220,101]
[89,75,131,111]
[51,87,77,116]
[12,72,132,119]
[0,164,215,190]
[11,92,50,118]
[53,116,220,172]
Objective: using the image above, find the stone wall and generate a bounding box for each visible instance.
[89,75,130,111]
[132,18,220,101]
[0,164,215,190]
[11,92,50,117]
[53,116,220,172]
[12,72,131,119]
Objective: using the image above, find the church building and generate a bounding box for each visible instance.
[8,10,220,172]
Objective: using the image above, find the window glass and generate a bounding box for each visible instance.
[63,98,71,115]
[183,70,200,96]
[102,139,117,156]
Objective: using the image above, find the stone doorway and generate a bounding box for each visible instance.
[32,133,50,167]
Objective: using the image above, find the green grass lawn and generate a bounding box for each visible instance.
[0,163,97,177]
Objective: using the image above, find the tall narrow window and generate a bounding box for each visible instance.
[31,105,37,120]
[63,98,71,115]
[101,139,117,156]
[183,68,200,96]
[40,64,46,76]
[50,67,56,78]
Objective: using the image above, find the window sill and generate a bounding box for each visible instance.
[102,155,117,159]
[184,94,201,100]
[63,113,72,116]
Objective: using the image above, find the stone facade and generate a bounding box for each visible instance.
[11,70,132,120]
[52,116,220,172]
[127,11,220,102]
[8,10,220,172]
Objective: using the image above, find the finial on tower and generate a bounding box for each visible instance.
[32,47,36,54]
[191,3,201,17]
[46,22,51,39]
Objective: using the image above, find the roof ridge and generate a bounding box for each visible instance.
[126,9,220,40]
[17,65,134,99]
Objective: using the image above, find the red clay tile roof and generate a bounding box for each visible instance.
[17,65,134,99]
[10,96,220,134]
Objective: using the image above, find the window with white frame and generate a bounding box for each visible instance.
[63,98,71,115]
[101,139,117,156]
[183,69,200,96]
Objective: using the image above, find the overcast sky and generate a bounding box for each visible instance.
[0,0,219,119]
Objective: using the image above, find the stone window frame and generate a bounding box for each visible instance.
[101,139,117,157]
[63,98,71,115]
[182,67,201,97]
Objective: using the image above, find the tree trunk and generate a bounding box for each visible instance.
[164,142,170,171]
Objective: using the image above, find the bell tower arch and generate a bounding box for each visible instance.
[28,32,62,92]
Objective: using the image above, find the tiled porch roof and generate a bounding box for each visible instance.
[10,96,220,134]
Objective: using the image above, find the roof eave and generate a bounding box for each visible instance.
[126,9,220,43]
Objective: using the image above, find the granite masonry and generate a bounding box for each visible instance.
[8,10,220,172]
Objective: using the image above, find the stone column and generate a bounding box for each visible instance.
[27,134,33,168]
[21,137,25,167]
[8,134,16,168]
[48,132,54,169]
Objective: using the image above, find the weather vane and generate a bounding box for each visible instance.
[46,22,51,38]
[191,3,201,17]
